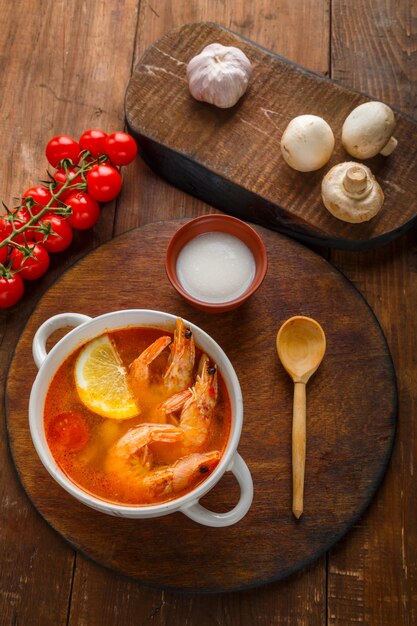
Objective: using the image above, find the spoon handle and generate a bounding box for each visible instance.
[292,381,306,519]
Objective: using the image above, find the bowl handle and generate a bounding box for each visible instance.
[33,313,92,369]
[180,453,253,527]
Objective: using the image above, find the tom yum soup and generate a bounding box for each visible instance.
[44,319,231,506]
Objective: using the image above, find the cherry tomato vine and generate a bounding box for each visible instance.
[0,130,137,308]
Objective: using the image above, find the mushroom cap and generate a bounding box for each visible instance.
[280,115,335,172]
[342,101,396,159]
[187,43,252,109]
[321,161,384,223]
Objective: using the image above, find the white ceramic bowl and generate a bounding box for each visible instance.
[29,309,253,527]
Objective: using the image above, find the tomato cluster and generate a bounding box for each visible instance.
[0,129,137,308]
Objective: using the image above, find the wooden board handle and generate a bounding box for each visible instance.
[292,382,306,519]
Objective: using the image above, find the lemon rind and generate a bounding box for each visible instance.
[75,335,138,420]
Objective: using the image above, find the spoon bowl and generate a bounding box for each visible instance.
[276,316,326,519]
[276,316,326,383]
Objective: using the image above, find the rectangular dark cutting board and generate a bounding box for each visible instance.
[125,22,417,250]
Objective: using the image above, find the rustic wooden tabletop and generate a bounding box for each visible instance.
[0,1,415,624]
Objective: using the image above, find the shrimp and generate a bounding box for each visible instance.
[163,318,195,393]
[129,335,171,397]
[159,353,218,452]
[156,388,192,425]
[179,354,218,452]
[128,319,195,400]
[105,423,183,479]
[106,425,220,503]
[139,451,220,500]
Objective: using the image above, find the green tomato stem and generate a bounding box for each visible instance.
[0,155,95,253]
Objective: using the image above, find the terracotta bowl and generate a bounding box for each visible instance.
[165,214,268,313]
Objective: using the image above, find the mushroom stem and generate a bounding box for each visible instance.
[343,165,369,196]
[322,161,384,223]
[379,136,398,156]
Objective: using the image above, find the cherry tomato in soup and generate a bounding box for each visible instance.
[34,215,73,252]
[10,242,50,280]
[86,164,122,202]
[46,135,80,168]
[0,273,24,308]
[48,412,89,452]
[79,129,107,158]
[66,192,100,230]
[22,186,52,214]
[104,132,137,166]
[53,166,83,200]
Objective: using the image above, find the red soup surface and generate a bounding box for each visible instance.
[44,324,231,506]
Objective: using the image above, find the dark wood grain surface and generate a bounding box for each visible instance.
[6,220,396,592]
[126,22,417,251]
[0,0,415,624]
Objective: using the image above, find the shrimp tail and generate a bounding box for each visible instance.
[159,389,193,414]
[112,423,183,459]
[129,335,171,392]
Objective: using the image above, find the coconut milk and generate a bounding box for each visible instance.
[176,232,256,303]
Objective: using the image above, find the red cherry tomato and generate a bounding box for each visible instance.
[86,164,122,202]
[48,411,89,452]
[79,129,107,158]
[0,244,9,265]
[104,132,137,166]
[22,186,52,214]
[0,216,12,246]
[53,166,84,201]
[66,192,100,230]
[45,135,80,168]
[10,242,50,280]
[0,273,24,308]
[34,215,73,252]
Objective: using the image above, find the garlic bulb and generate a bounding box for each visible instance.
[187,43,252,109]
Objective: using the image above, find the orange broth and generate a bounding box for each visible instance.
[44,326,231,505]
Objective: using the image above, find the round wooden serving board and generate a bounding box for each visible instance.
[6,220,397,593]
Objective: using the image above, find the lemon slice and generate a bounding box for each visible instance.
[75,335,138,420]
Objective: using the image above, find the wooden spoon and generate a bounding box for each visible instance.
[276,316,326,519]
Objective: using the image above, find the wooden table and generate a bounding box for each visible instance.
[0,1,415,624]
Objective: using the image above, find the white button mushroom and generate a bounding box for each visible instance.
[321,162,384,223]
[187,43,252,109]
[280,115,335,172]
[342,101,398,159]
